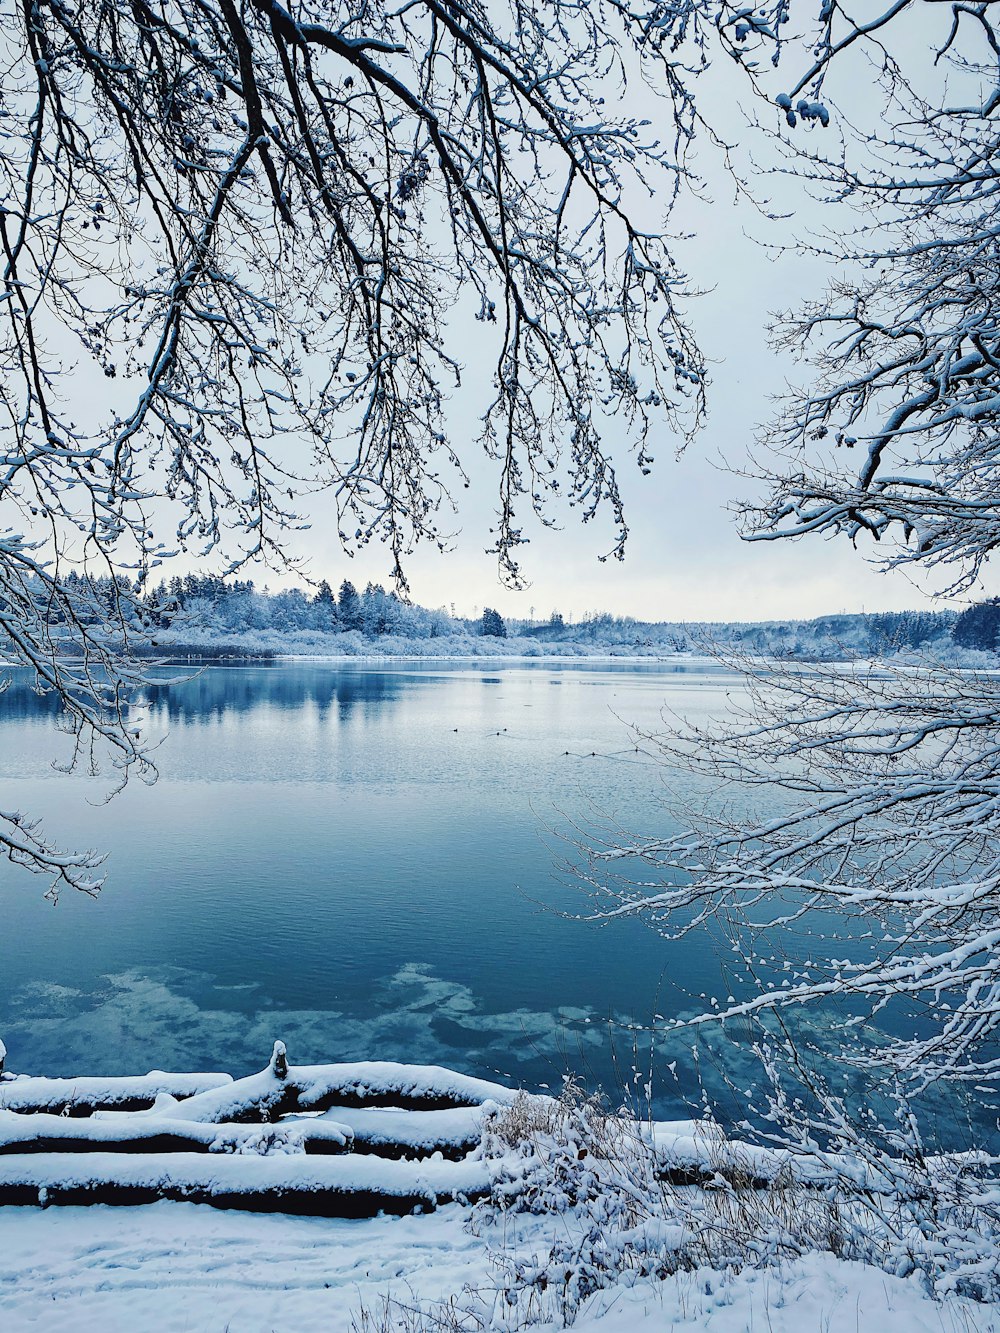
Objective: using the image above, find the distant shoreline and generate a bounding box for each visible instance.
[4,602,996,669]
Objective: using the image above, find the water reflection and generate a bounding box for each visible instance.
[2,661,989,1143]
[0,674,68,721]
[139,666,411,725]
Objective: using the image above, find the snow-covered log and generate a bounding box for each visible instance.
[0,1107,489,1168]
[0,1110,353,1158]
[0,1152,491,1216]
[161,1060,517,1125]
[0,1072,234,1116]
[1,1047,994,1229]
[305,1106,486,1160]
[648,1123,996,1198]
[0,1049,517,1216]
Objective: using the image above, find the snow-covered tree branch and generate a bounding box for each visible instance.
[732,5,1000,585]
[581,657,1000,1091]
[581,3,1000,1111]
[2,0,719,889]
[6,0,998,946]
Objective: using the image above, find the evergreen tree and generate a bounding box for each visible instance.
[338,580,362,631]
[312,580,338,631]
[362,583,391,636]
[953,600,1000,652]
[481,607,507,638]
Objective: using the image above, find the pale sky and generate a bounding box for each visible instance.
[240,22,990,626]
[110,18,987,626]
[265,143,977,625]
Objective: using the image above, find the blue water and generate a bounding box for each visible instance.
[0,660,990,1138]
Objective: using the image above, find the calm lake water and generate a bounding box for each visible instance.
[0,660,989,1136]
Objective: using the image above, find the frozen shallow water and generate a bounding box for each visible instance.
[0,660,990,1139]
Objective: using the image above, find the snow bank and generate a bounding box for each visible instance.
[0,1070,232,1115]
[0,1203,993,1333]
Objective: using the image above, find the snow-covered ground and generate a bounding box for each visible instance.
[0,1201,995,1332]
[1,1059,996,1330]
[140,590,967,664]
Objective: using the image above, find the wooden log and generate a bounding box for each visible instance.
[0,1103,484,1162]
[0,1180,437,1218]
[0,1055,511,1215]
[0,1151,491,1218]
[0,1072,233,1117]
[308,1106,483,1161]
[286,1061,516,1113]
[164,1060,515,1126]
[0,1118,352,1158]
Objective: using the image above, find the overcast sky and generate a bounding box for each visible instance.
[282,224,942,625]
[269,129,976,624]
[216,21,996,624]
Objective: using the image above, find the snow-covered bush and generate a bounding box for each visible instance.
[471,1086,690,1324]
[354,1077,1000,1330]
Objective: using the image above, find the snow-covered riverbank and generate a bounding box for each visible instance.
[1,1052,996,1331]
[1,1202,994,1332]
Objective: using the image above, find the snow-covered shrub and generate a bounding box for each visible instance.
[472,1088,851,1322]
[473,1082,1000,1324]
[469,1085,695,1325]
[350,1293,480,1332]
[736,1040,1000,1303]
[349,1079,999,1329]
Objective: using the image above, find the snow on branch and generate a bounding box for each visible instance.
[577,655,1000,1094]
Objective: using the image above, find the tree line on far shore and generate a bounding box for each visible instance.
[31,571,1000,657]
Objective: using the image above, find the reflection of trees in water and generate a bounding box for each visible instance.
[0,672,73,721]
[0,665,409,725]
[138,667,409,725]
[2,660,720,729]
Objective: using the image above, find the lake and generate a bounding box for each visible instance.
[0,660,987,1137]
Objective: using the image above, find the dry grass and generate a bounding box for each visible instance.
[350,1084,999,1330]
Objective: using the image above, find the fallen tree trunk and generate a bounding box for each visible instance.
[0,1043,507,1216]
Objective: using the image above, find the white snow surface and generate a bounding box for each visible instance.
[0,1149,491,1199]
[0,1070,232,1111]
[1,1063,995,1328]
[0,1201,995,1332]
